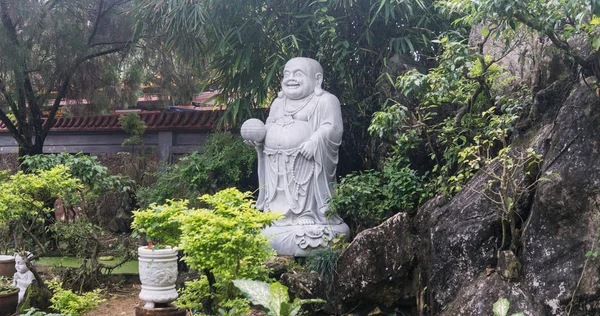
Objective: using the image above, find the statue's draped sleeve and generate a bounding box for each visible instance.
[255,99,281,210]
[307,93,343,223]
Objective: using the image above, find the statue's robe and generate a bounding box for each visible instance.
[256,92,344,226]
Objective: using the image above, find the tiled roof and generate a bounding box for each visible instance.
[0,110,221,133]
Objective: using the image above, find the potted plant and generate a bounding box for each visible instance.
[0,255,15,278]
[0,276,19,316]
[131,200,187,309]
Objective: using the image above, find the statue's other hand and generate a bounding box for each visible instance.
[298,141,315,160]
[244,140,263,148]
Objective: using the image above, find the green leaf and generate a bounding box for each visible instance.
[480,28,489,37]
[269,282,290,315]
[280,301,293,316]
[591,15,600,25]
[592,36,600,51]
[233,279,273,309]
[493,297,510,316]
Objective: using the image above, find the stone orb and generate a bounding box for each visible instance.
[241,118,266,143]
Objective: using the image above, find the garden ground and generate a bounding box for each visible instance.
[87,284,143,316]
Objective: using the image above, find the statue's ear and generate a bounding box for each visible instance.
[314,73,324,96]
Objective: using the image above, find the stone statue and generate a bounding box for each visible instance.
[13,254,35,303]
[241,57,349,256]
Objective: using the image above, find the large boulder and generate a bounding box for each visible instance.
[333,212,418,307]
[522,82,600,315]
[440,272,545,316]
[331,79,600,315]
[427,173,501,306]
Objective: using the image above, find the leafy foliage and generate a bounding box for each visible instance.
[137,132,256,208]
[132,188,279,314]
[47,280,105,316]
[439,0,599,79]
[179,188,279,287]
[131,199,189,246]
[21,153,132,198]
[13,155,135,290]
[174,277,210,313]
[370,36,526,197]
[233,280,325,316]
[118,113,147,147]
[133,0,457,172]
[0,0,135,157]
[0,275,18,294]
[472,147,547,254]
[0,166,82,252]
[329,156,427,231]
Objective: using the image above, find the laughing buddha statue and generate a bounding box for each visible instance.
[241,57,349,256]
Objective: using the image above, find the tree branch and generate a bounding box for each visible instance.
[0,107,23,145]
[42,76,70,138]
[87,0,104,46]
[82,45,129,63]
[512,12,589,70]
[89,40,132,47]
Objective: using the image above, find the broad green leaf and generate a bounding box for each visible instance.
[591,15,600,25]
[233,279,273,310]
[493,297,510,316]
[269,282,291,315]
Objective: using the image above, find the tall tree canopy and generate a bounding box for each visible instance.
[0,0,135,157]
[134,0,456,169]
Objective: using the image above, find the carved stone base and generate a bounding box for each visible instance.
[263,223,350,257]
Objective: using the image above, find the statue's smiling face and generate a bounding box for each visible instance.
[282,59,316,100]
[15,257,28,273]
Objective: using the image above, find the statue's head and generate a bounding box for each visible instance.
[280,57,324,100]
[15,255,28,274]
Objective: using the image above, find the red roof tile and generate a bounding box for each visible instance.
[0,110,221,133]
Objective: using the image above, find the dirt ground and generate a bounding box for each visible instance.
[87,284,145,316]
[85,283,268,316]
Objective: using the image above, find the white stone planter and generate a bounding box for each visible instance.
[138,246,179,308]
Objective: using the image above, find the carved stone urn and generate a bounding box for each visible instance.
[138,246,178,309]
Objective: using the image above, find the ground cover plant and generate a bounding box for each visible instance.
[233,279,325,316]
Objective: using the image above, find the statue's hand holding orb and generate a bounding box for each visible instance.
[241,118,266,147]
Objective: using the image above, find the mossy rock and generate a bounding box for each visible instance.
[18,281,52,313]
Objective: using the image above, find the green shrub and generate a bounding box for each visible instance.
[132,188,279,314]
[47,280,105,316]
[178,189,279,306]
[21,153,132,198]
[137,132,256,208]
[131,199,188,246]
[0,165,82,253]
[118,112,147,147]
[174,277,209,313]
[329,156,427,231]
[369,36,526,198]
